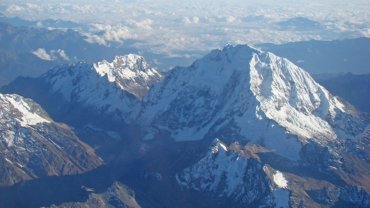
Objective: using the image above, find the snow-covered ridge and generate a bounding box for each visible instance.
[177,139,263,202]
[42,54,161,119]
[138,45,260,138]
[93,54,162,99]
[250,51,342,143]
[44,62,137,117]
[94,54,152,82]
[0,94,50,127]
[139,44,365,158]
[177,139,290,206]
[249,50,366,146]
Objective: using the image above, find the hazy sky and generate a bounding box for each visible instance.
[1,0,369,56]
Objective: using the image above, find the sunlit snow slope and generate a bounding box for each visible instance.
[139,45,366,160]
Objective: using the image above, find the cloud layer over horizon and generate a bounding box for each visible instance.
[1,0,369,57]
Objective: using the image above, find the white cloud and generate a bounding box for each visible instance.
[32,48,53,61]
[183,16,200,24]
[55,49,70,61]
[25,3,40,10]
[85,24,139,45]
[84,33,108,46]
[192,16,200,24]
[6,4,24,13]
[36,21,43,27]
[182,17,192,24]
[226,16,237,23]
[103,27,136,42]
[3,0,370,57]
[31,48,71,61]
[134,19,154,29]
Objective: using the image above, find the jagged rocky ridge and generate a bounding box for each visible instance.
[3,54,162,126]
[45,54,161,118]
[93,54,162,100]
[177,139,370,207]
[0,93,103,186]
[176,139,289,207]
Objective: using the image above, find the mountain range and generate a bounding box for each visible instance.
[0,45,369,207]
[258,37,370,75]
[314,73,370,114]
[0,21,196,86]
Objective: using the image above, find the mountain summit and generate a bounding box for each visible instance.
[94,54,162,99]
[138,45,366,161]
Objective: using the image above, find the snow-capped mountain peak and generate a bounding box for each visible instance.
[139,44,366,160]
[113,54,150,71]
[28,54,163,122]
[250,51,342,142]
[93,54,162,99]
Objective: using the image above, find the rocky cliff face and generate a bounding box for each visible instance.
[48,182,141,208]
[0,93,103,186]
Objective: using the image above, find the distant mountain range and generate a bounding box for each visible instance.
[314,73,370,114]
[1,16,370,86]
[1,19,369,126]
[258,37,370,75]
[0,21,196,86]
